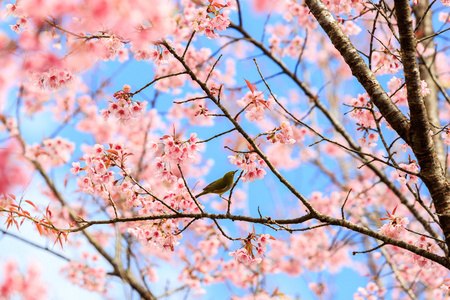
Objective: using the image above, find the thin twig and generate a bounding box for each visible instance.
[341,189,352,220]
[182,32,196,59]
[132,71,188,96]
[0,228,71,261]
[198,128,237,144]
[177,164,204,213]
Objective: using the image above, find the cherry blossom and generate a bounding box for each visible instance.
[61,261,107,293]
[406,236,439,269]
[379,206,410,239]
[0,259,48,300]
[395,162,419,185]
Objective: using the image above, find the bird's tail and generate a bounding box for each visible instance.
[195,191,207,198]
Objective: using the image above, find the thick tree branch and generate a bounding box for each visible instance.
[304,0,411,143]
[302,0,448,251]
[413,0,447,172]
[394,0,450,248]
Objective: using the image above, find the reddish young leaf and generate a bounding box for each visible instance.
[392,205,398,215]
[244,78,255,93]
[25,200,36,208]
[35,222,43,235]
[13,218,19,230]
[6,217,12,229]
[105,149,119,156]
[46,205,52,218]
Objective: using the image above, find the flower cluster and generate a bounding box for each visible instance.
[153,132,200,183]
[282,2,317,29]
[440,0,450,7]
[0,142,24,194]
[76,37,128,63]
[183,0,234,39]
[372,48,401,75]
[339,20,362,36]
[0,259,48,300]
[353,282,384,300]
[72,143,126,198]
[419,80,431,97]
[169,97,214,126]
[441,279,450,294]
[100,84,147,124]
[34,68,74,91]
[5,3,28,34]
[71,143,153,214]
[0,117,19,136]
[71,133,201,211]
[229,248,261,266]
[309,282,328,297]
[229,233,274,267]
[96,36,128,62]
[126,168,209,251]
[395,162,419,185]
[358,132,379,148]
[237,89,275,123]
[128,221,182,252]
[379,206,409,239]
[131,45,169,65]
[267,121,296,144]
[407,236,439,269]
[194,104,209,117]
[229,151,267,182]
[348,93,381,130]
[442,128,450,145]
[387,76,408,106]
[61,260,107,293]
[71,141,201,252]
[245,95,271,122]
[388,77,431,106]
[326,0,365,15]
[267,25,290,57]
[26,137,75,167]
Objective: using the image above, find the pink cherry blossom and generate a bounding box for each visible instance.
[0,259,48,300]
[379,209,409,239]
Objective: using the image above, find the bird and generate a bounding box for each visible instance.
[195,170,238,198]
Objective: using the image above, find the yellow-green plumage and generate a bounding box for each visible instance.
[195,170,238,198]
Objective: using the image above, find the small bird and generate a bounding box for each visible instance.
[195,170,238,198]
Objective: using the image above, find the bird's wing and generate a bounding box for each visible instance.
[202,177,226,191]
